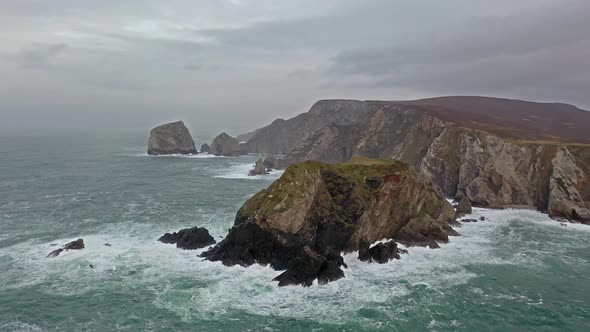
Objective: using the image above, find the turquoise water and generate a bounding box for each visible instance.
[0,130,589,331]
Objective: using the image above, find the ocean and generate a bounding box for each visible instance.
[0,130,589,331]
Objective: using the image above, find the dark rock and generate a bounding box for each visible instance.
[148,121,197,155]
[479,216,486,221]
[46,248,63,258]
[274,248,347,287]
[201,222,303,269]
[64,238,85,250]
[456,196,472,215]
[358,240,407,264]
[248,159,269,176]
[159,227,216,250]
[210,132,243,156]
[46,238,84,258]
[461,218,478,223]
[200,143,211,153]
[104,243,112,247]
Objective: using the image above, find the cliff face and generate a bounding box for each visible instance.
[240,97,590,223]
[203,158,457,285]
[147,121,197,155]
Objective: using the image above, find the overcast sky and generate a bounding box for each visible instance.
[1,0,589,134]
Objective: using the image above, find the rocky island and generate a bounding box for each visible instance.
[197,157,457,286]
[147,121,198,155]
[209,132,244,156]
[237,96,590,223]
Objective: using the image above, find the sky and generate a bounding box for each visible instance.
[1,0,589,134]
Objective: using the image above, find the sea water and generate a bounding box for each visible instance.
[0,130,589,331]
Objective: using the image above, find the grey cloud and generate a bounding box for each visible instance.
[327,1,590,105]
[8,43,68,69]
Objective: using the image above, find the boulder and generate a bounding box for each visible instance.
[159,227,216,250]
[47,238,85,258]
[358,240,407,264]
[210,132,243,156]
[147,121,197,155]
[202,157,457,286]
[200,143,211,154]
[456,196,472,215]
[248,159,268,176]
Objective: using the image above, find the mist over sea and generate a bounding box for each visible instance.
[1,130,589,331]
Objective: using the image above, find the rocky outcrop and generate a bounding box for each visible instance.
[47,238,85,258]
[358,240,408,263]
[248,159,269,176]
[159,227,216,250]
[148,121,197,155]
[200,143,211,154]
[202,157,457,286]
[456,196,472,215]
[237,97,590,224]
[210,132,243,156]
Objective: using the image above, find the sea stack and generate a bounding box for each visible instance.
[210,132,243,156]
[147,121,198,155]
[201,157,458,286]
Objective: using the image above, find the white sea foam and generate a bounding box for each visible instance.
[118,152,224,159]
[214,163,284,180]
[0,207,587,325]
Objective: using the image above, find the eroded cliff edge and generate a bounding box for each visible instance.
[240,97,590,223]
[202,157,457,286]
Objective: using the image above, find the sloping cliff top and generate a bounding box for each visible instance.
[244,97,590,151]
[402,96,590,144]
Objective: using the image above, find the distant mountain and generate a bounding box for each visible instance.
[236,96,590,223]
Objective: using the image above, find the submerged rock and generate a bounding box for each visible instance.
[46,238,85,258]
[159,227,216,250]
[248,159,268,176]
[202,157,457,286]
[210,132,243,156]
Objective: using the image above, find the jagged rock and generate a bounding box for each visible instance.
[159,227,216,250]
[248,159,268,176]
[456,196,472,215]
[210,132,243,156]
[461,218,478,223]
[46,238,85,258]
[147,121,197,155]
[200,143,211,153]
[358,240,407,263]
[479,216,486,221]
[64,239,85,250]
[202,157,457,286]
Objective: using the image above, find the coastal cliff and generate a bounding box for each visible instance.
[202,157,457,286]
[239,97,590,223]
